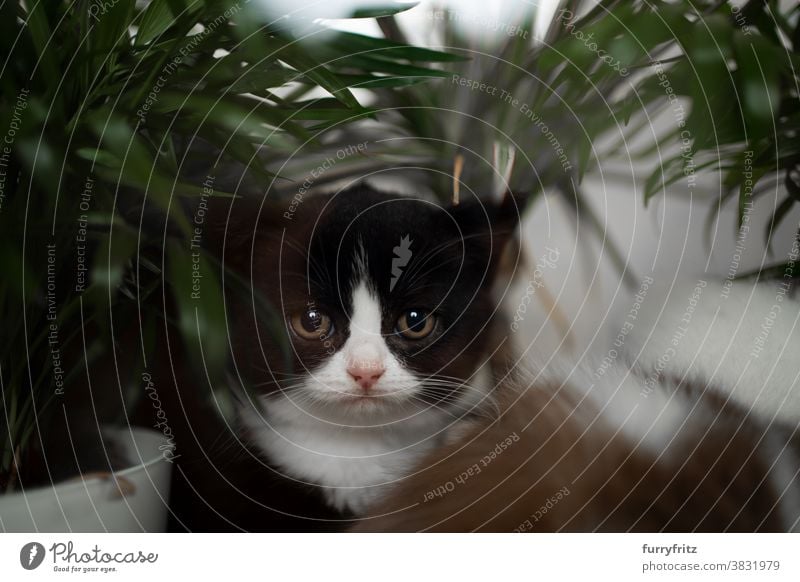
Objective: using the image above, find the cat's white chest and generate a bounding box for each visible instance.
[241,401,447,514]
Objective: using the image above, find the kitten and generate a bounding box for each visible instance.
[352,357,800,532]
[214,183,525,515]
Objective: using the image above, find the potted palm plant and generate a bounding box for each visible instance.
[0,0,459,531]
[318,0,799,347]
[2,0,796,532]
[367,1,797,258]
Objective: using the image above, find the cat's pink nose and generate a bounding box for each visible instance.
[347,360,385,392]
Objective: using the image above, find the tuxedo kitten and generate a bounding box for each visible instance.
[215,184,524,515]
[353,357,800,532]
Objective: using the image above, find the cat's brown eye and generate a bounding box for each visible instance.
[396,310,435,340]
[290,308,333,340]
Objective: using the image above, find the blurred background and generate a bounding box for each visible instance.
[260,0,800,362]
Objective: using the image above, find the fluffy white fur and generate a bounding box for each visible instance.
[518,353,692,460]
[241,270,800,519]
[621,278,800,427]
[522,355,800,531]
[240,397,451,514]
[240,280,492,514]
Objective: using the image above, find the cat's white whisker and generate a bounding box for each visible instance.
[237,184,521,515]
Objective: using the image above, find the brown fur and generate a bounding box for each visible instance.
[353,373,798,532]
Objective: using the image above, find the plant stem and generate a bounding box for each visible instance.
[377,15,408,45]
[562,179,639,291]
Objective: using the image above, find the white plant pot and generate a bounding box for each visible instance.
[0,427,172,532]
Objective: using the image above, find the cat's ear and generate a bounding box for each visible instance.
[447,191,529,280]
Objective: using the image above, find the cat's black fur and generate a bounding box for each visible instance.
[214,184,524,406]
[157,184,526,530]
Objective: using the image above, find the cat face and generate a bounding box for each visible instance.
[217,184,523,422]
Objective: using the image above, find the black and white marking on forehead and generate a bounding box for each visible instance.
[306,186,445,312]
[345,239,385,336]
[350,237,370,291]
[302,183,524,324]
